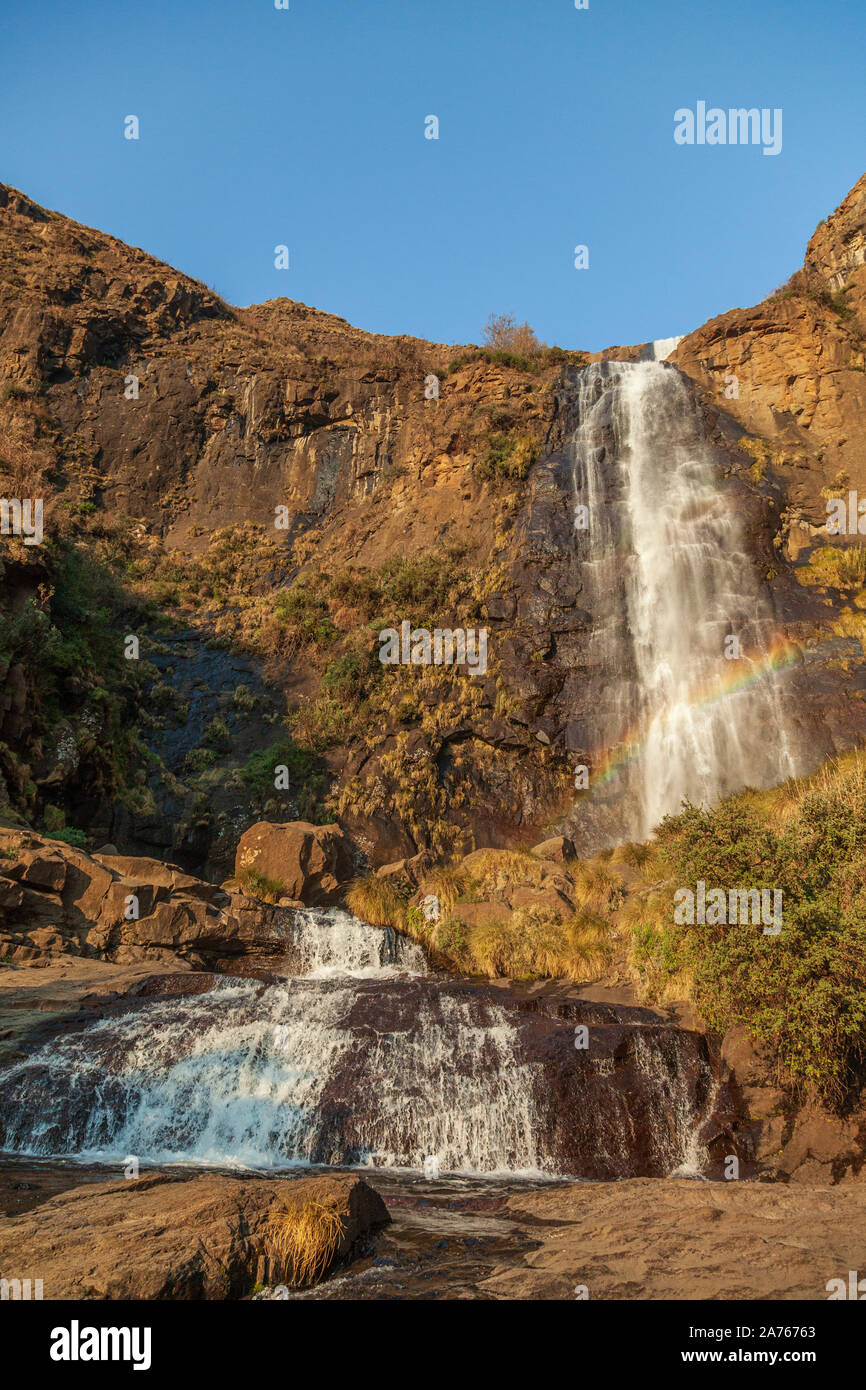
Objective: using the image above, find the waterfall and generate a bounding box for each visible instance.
[286,907,428,977]
[571,360,797,842]
[0,910,721,1179]
[649,335,683,361]
[0,979,544,1175]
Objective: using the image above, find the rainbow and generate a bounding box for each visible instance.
[589,634,804,787]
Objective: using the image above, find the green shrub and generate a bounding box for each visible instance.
[184,746,217,774]
[241,735,331,821]
[236,867,284,903]
[637,765,866,1107]
[203,716,231,748]
[51,827,87,848]
[477,430,538,482]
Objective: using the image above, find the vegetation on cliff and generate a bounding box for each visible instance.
[629,749,866,1107]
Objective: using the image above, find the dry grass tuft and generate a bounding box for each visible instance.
[467,906,612,983]
[569,858,624,912]
[467,849,545,897]
[417,863,470,909]
[611,840,652,870]
[266,1198,346,1287]
[345,873,407,929]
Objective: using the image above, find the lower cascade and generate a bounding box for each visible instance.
[571,360,800,843]
[0,909,724,1179]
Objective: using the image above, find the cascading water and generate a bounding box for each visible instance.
[0,908,721,1178]
[286,906,427,977]
[571,360,798,842]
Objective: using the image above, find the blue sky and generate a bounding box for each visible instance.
[1,0,863,351]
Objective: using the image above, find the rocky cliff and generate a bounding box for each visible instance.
[1,175,865,870]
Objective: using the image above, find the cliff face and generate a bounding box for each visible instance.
[673,175,866,511]
[1,176,865,869]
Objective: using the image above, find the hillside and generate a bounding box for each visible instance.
[1,176,866,877]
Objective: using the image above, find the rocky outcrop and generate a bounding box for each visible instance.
[0,1171,389,1299]
[0,827,297,969]
[3,174,866,869]
[673,174,866,495]
[479,1178,866,1300]
[722,1025,866,1185]
[234,819,353,905]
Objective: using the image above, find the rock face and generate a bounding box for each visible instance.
[0,1171,389,1299]
[2,174,866,866]
[234,820,353,905]
[722,1025,866,1185]
[0,827,298,969]
[673,175,866,495]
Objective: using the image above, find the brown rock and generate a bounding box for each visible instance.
[530,836,575,861]
[509,884,574,915]
[721,1024,773,1087]
[0,1172,389,1300]
[234,821,352,906]
[6,846,67,892]
[0,832,302,970]
[450,901,513,929]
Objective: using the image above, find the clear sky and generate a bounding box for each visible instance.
[1,0,863,351]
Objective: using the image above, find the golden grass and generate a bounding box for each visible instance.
[266,1197,346,1287]
[344,873,407,929]
[611,840,653,870]
[568,859,624,912]
[466,848,545,898]
[728,748,866,827]
[796,544,866,589]
[466,906,612,983]
[418,863,470,910]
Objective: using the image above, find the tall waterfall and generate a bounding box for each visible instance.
[572,361,797,842]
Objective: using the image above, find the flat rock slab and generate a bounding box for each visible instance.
[0,1171,389,1300]
[0,957,189,1062]
[479,1178,866,1300]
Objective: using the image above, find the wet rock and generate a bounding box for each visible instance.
[0,828,293,970]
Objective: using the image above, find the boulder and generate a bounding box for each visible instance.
[0,1172,389,1299]
[5,844,67,892]
[450,901,513,929]
[234,821,352,906]
[530,836,575,862]
[509,884,574,915]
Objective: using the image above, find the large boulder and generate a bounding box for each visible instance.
[0,1172,389,1299]
[234,821,352,906]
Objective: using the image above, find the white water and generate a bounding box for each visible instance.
[0,977,545,1175]
[0,910,542,1175]
[650,335,683,361]
[0,904,715,1179]
[287,907,428,977]
[572,360,797,841]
